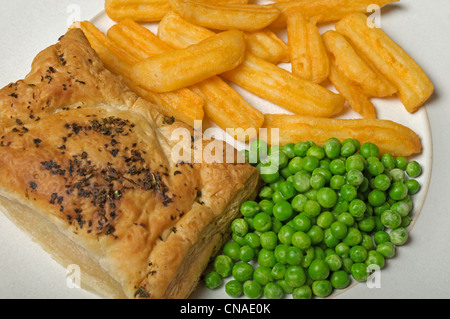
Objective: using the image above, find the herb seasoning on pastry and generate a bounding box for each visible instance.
[0,29,259,299]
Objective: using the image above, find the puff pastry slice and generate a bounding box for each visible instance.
[0,29,259,299]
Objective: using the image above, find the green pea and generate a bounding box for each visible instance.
[271,263,287,280]
[335,242,350,258]
[340,142,356,157]
[391,200,411,217]
[240,200,260,218]
[323,138,341,159]
[243,280,262,299]
[349,245,368,263]
[358,216,376,233]
[377,241,396,259]
[346,155,365,172]
[368,189,387,207]
[204,271,222,289]
[361,233,374,251]
[291,194,307,212]
[291,231,312,250]
[310,174,326,189]
[330,270,351,289]
[277,279,293,294]
[349,199,366,218]
[253,213,272,232]
[346,169,364,186]
[390,168,405,183]
[231,218,248,237]
[308,259,330,281]
[359,142,380,159]
[380,153,395,170]
[273,200,293,221]
[282,143,296,159]
[264,282,284,299]
[278,181,296,200]
[316,187,338,209]
[286,246,303,266]
[395,156,408,169]
[368,160,384,176]
[373,174,391,191]
[317,211,335,229]
[284,265,306,288]
[225,280,243,298]
[405,179,420,195]
[325,254,342,272]
[292,172,311,193]
[287,157,303,175]
[232,262,254,282]
[214,255,234,277]
[340,184,358,202]
[312,280,333,298]
[223,241,241,261]
[365,250,385,269]
[351,263,369,282]
[258,248,277,268]
[293,285,313,299]
[381,210,402,229]
[294,141,310,157]
[302,156,319,172]
[338,212,355,227]
[390,227,409,246]
[244,232,260,249]
[343,227,362,246]
[274,244,289,264]
[329,175,344,190]
[330,221,348,239]
[307,145,326,160]
[374,230,390,245]
[278,225,295,245]
[324,228,340,248]
[292,213,311,232]
[239,245,255,262]
[389,182,408,201]
[259,164,280,183]
[307,225,324,245]
[304,199,321,217]
[253,266,273,286]
[259,231,278,250]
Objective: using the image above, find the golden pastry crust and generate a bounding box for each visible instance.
[0,29,259,299]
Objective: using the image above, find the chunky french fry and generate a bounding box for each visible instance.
[131,30,246,93]
[244,29,290,64]
[329,63,376,119]
[107,19,172,60]
[157,13,344,117]
[75,21,204,126]
[192,77,264,141]
[322,30,397,98]
[196,0,249,4]
[287,10,329,83]
[105,0,171,22]
[158,11,216,49]
[222,53,344,117]
[159,11,288,64]
[336,13,434,113]
[270,0,399,28]
[107,18,263,141]
[262,114,422,157]
[167,0,280,32]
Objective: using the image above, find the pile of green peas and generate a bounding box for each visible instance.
[203,138,422,299]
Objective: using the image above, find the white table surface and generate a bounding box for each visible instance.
[0,0,450,299]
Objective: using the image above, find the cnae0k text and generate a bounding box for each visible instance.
[180,302,271,316]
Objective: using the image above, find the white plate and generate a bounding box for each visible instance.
[0,4,433,299]
[91,8,433,299]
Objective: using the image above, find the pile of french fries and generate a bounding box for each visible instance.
[74,0,433,156]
